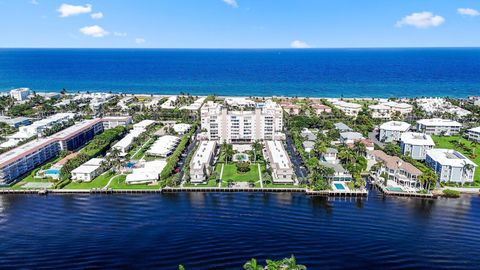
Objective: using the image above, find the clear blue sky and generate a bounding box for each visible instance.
[1,0,479,48]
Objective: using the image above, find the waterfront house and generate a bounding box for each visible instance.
[265,141,294,183]
[71,158,105,182]
[319,161,352,181]
[367,150,422,188]
[189,140,216,183]
[425,149,477,184]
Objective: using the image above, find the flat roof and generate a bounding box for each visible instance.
[191,141,216,170]
[427,149,477,167]
[380,121,411,132]
[133,119,156,129]
[266,140,292,169]
[146,135,180,156]
[417,118,462,127]
[400,132,435,146]
[468,127,480,133]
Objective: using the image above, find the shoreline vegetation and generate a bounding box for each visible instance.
[1,91,479,199]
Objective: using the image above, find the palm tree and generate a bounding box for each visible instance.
[462,162,475,184]
[252,140,262,163]
[418,170,437,190]
[353,141,366,156]
[225,144,234,164]
[281,255,307,270]
[338,149,355,164]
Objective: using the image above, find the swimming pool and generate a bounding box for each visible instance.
[334,183,345,190]
[386,187,404,192]
[45,169,60,175]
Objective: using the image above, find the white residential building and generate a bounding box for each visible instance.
[71,158,105,182]
[189,141,216,183]
[201,100,284,143]
[10,88,31,101]
[133,119,156,132]
[400,132,435,160]
[331,100,362,117]
[369,101,413,119]
[416,118,462,136]
[466,127,480,142]
[146,135,180,157]
[126,160,167,185]
[417,98,471,117]
[20,113,75,136]
[160,96,178,109]
[265,141,294,183]
[102,116,132,129]
[173,123,192,135]
[180,97,206,111]
[112,130,143,157]
[339,132,364,144]
[379,121,411,142]
[426,149,477,183]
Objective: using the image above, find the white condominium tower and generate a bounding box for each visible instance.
[201,99,284,143]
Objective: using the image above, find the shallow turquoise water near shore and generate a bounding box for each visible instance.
[0,189,479,269]
[1,48,479,97]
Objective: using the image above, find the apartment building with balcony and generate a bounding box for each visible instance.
[200,100,284,143]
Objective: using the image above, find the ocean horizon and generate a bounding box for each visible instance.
[1,48,480,98]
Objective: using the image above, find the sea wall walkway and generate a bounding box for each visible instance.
[0,187,368,197]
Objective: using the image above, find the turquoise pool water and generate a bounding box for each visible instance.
[334,183,345,190]
[387,187,404,192]
[45,169,60,175]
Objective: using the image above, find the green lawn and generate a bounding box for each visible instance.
[432,135,480,184]
[221,163,261,182]
[108,175,161,189]
[130,138,155,160]
[63,171,114,189]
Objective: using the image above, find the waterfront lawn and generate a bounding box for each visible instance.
[63,171,114,189]
[432,136,480,185]
[222,163,260,182]
[108,175,160,189]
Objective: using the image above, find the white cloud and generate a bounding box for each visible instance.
[91,12,103,19]
[114,32,127,37]
[457,8,480,17]
[396,12,445,28]
[30,0,39,5]
[58,3,92,17]
[79,25,109,37]
[222,0,238,8]
[135,38,146,44]
[290,40,311,48]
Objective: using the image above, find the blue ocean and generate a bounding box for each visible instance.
[0,48,479,97]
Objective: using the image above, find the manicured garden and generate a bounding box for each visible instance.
[107,175,161,189]
[432,136,480,184]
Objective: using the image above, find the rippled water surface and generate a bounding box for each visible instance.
[1,48,480,97]
[0,191,479,269]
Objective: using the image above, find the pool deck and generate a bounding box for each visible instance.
[372,181,436,198]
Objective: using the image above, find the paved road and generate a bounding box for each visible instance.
[178,130,199,185]
[368,130,384,148]
[285,130,308,184]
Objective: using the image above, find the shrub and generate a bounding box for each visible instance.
[236,162,251,173]
[442,189,460,198]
